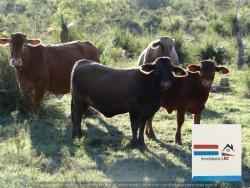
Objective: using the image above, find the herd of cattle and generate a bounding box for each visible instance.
[0,32,229,147]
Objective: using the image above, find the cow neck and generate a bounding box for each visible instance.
[196,73,211,103]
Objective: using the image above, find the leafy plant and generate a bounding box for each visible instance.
[113,29,141,58]
[197,36,231,64]
[173,32,193,65]
[0,49,24,114]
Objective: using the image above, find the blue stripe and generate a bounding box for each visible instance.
[193,151,219,156]
[192,176,241,182]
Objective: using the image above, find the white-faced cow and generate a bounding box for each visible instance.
[138,36,179,66]
[0,32,100,117]
[71,57,187,147]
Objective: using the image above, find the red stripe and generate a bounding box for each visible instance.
[222,153,234,156]
[193,145,218,149]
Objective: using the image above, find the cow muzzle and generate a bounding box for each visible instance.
[202,80,212,88]
[160,81,171,90]
[10,58,22,67]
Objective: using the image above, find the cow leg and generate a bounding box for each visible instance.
[145,116,156,139]
[18,78,36,117]
[194,113,201,124]
[34,87,46,117]
[129,112,139,147]
[71,96,88,139]
[27,91,36,117]
[175,109,185,145]
[138,118,147,146]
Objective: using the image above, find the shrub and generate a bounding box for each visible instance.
[197,36,231,64]
[60,15,69,43]
[142,12,161,34]
[243,68,250,97]
[113,29,141,58]
[129,0,168,10]
[173,32,193,65]
[213,20,231,36]
[198,41,216,60]
[0,49,24,115]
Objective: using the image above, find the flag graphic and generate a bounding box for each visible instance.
[193,144,219,156]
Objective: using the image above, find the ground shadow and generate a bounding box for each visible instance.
[202,108,222,119]
[28,103,75,173]
[155,139,192,168]
[83,116,193,184]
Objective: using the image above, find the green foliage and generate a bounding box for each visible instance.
[113,29,141,58]
[129,0,168,10]
[142,12,162,34]
[243,67,250,94]
[173,32,192,65]
[197,36,231,64]
[0,49,24,114]
[60,15,69,43]
[212,20,231,36]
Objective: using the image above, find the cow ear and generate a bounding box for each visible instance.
[0,38,10,46]
[172,65,187,76]
[139,64,156,74]
[187,64,201,72]
[26,39,41,46]
[151,39,161,49]
[216,66,229,74]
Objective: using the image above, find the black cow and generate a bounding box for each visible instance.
[71,57,187,147]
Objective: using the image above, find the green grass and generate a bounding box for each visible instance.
[0,63,249,187]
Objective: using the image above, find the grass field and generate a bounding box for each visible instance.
[0,63,249,187]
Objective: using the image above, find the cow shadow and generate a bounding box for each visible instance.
[155,139,192,168]
[0,112,28,140]
[82,116,193,184]
[28,103,75,173]
[202,108,222,119]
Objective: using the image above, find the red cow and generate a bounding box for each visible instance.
[0,32,100,117]
[145,60,229,144]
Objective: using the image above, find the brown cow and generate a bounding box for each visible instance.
[71,57,187,147]
[0,32,100,117]
[145,60,229,144]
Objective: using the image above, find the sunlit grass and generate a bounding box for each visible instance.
[0,63,249,187]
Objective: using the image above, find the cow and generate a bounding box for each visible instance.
[71,57,187,147]
[138,36,179,66]
[145,60,229,144]
[0,32,100,117]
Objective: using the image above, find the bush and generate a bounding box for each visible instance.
[243,68,250,96]
[142,12,161,34]
[0,49,24,115]
[213,20,231,36]
[173,32,193,65]
[129,0,168,10]
[113,29,141,58]
[197,36,231,64]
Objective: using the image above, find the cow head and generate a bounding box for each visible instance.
[140,57,187,90]
[0,32,41,67]
[151,36,179,65]
[187,60,229,88]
